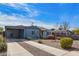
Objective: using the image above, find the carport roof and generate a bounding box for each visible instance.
[5,25,25,29]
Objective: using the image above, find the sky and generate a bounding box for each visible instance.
[0,3,79,29]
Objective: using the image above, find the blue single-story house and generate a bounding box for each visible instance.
[5,25,52,39]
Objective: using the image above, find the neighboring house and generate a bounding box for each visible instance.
[53,29,71,37]
[54,29,79,40]
[5,25,52,39]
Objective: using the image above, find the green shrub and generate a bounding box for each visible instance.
[0,34,7,52]
[60,37,73,49]
[0,43,7,52]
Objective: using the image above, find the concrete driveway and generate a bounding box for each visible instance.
[7,39,79,56]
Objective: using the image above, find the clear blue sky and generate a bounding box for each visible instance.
[0,3,79,29]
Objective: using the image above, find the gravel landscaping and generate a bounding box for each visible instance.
[35,39,79,51]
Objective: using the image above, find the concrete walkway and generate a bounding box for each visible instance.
[7,42,33,56]
[18,42,54,56]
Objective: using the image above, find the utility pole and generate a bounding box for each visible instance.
[31,21,34,26]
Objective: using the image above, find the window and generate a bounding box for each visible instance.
[47,32,50,35]
[32,31,35,35]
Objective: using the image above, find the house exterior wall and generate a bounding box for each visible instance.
[24,28,40,39]
[5,26,52,39]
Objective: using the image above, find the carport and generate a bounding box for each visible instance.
[5,26,24,39]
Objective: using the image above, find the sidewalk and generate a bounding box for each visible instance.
[7,42,33,56]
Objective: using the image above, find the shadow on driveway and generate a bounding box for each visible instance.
[7,39,28,43]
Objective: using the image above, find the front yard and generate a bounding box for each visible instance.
[35,39,79,51]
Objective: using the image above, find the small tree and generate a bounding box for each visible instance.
[62,21,70,30]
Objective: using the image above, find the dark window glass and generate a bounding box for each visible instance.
[32,31,35,35]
